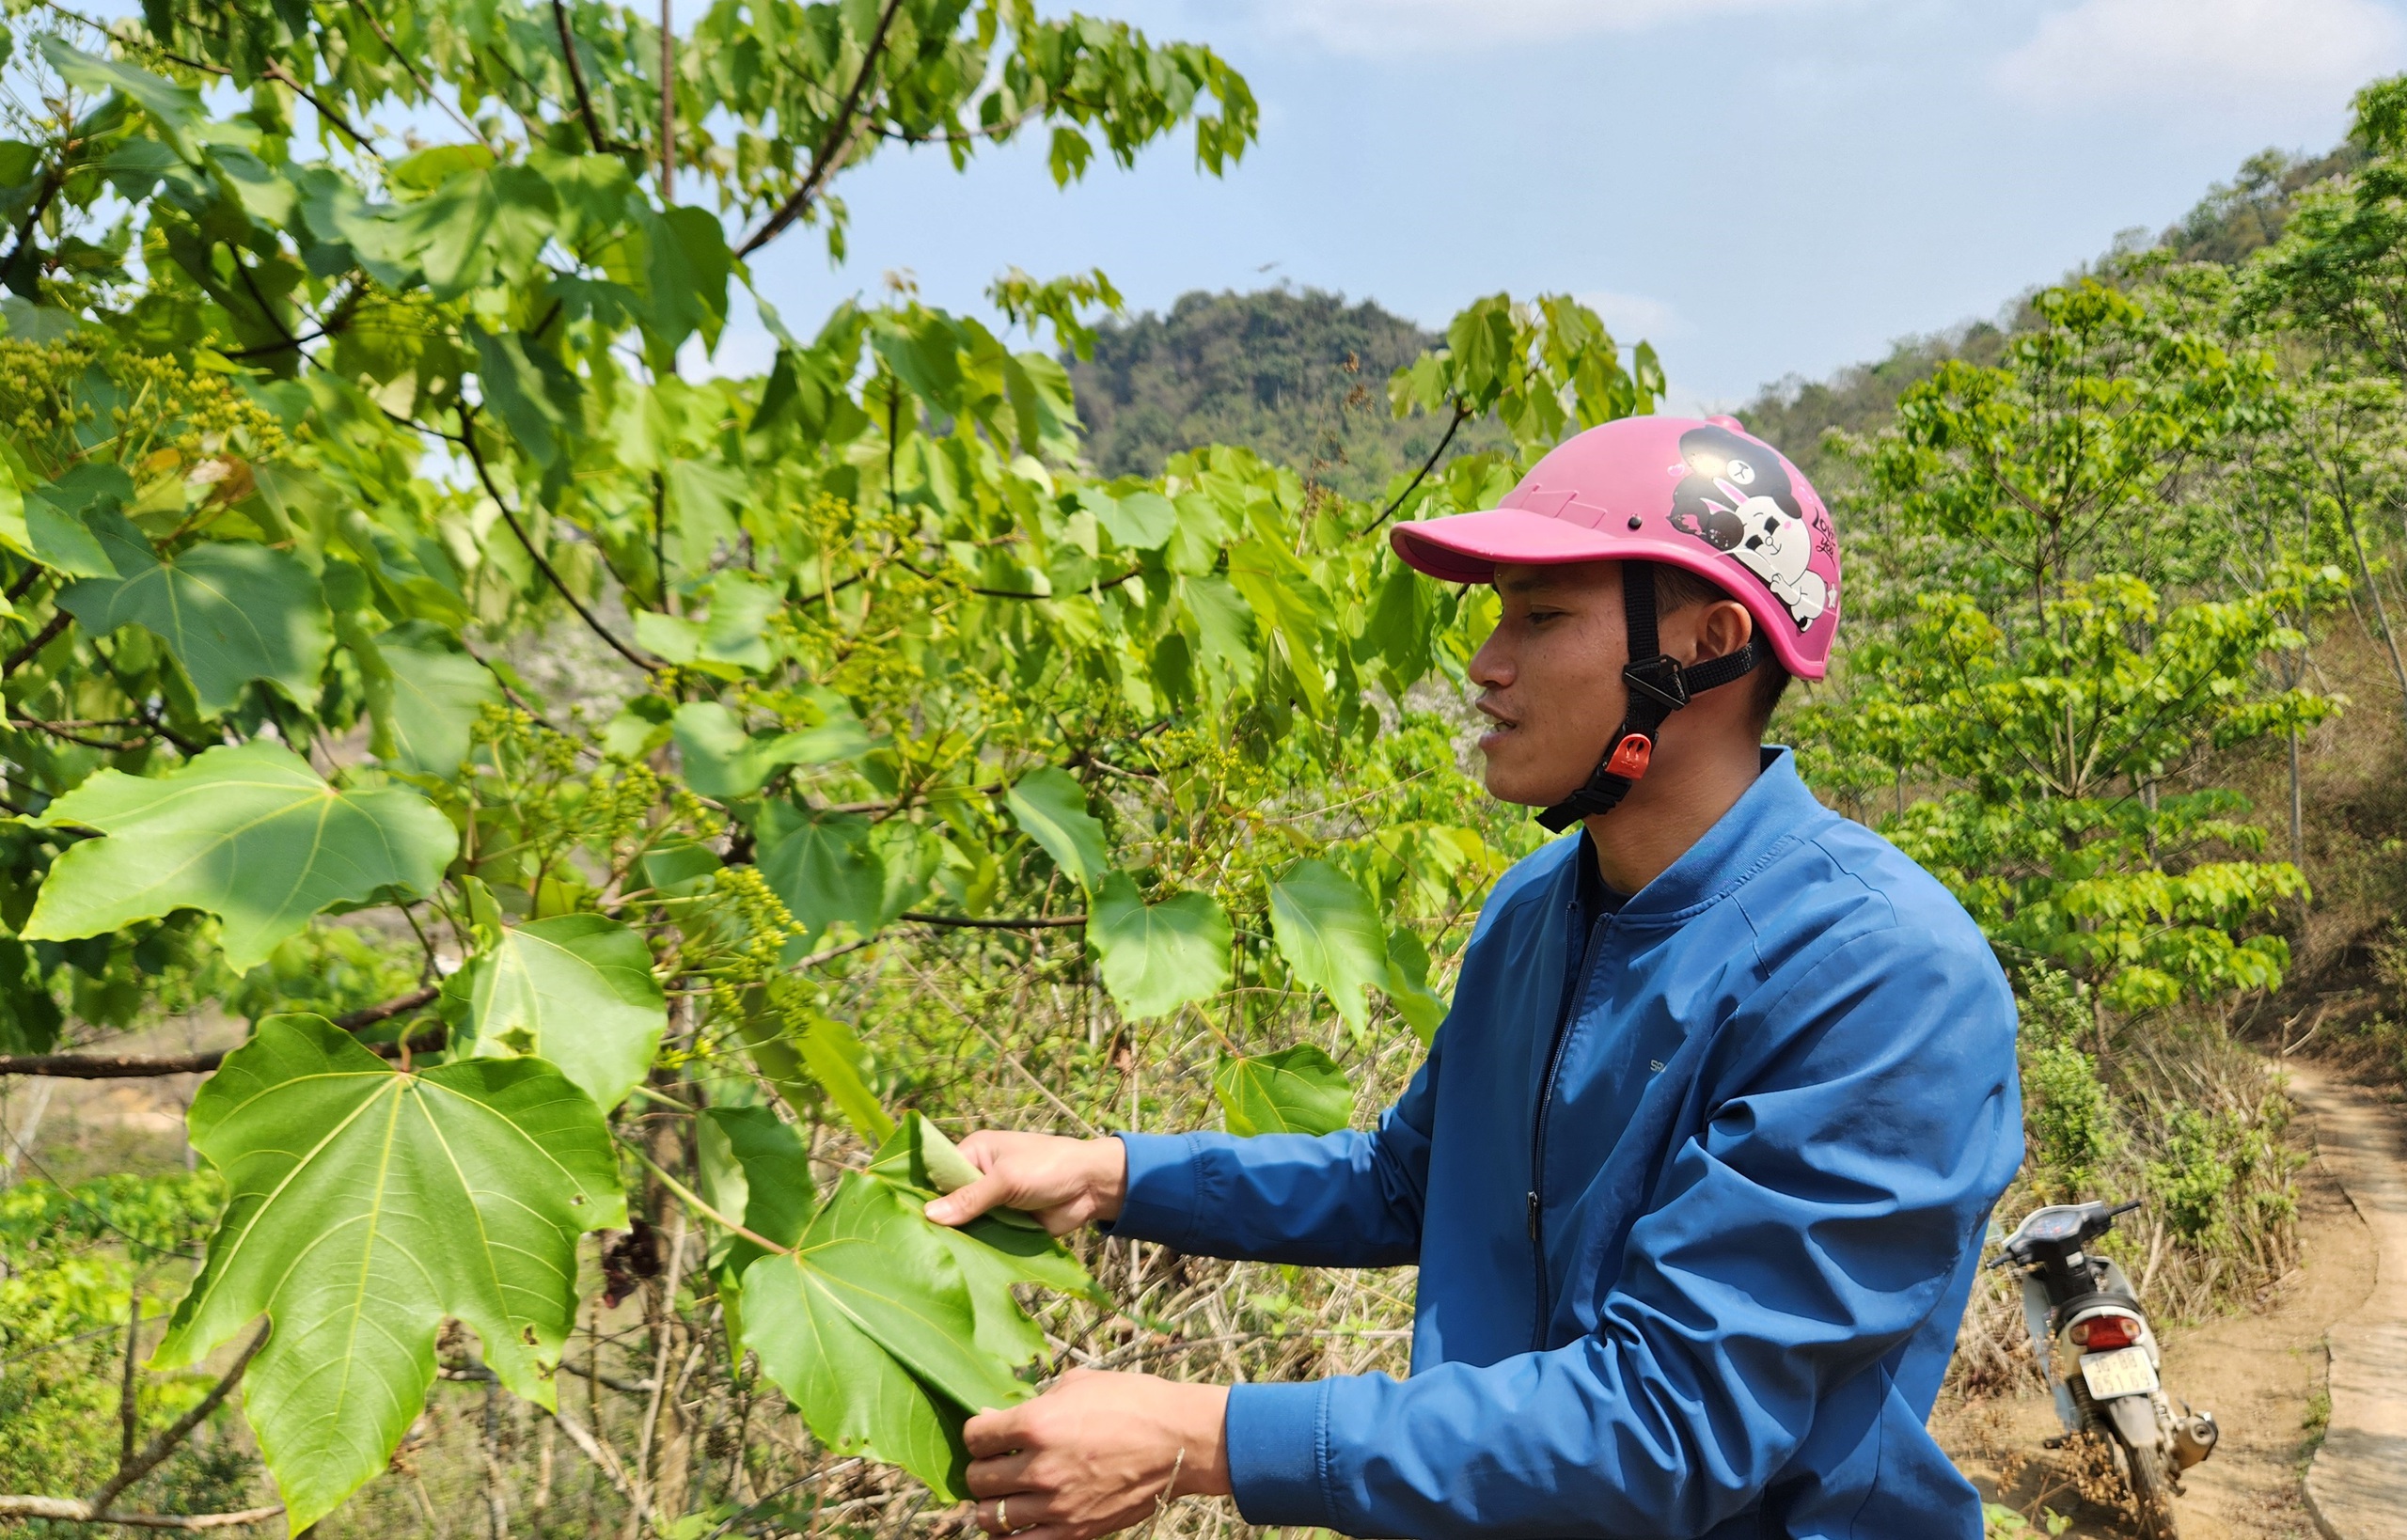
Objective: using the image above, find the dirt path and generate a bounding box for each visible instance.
[2283,1065,2407,1540]
[1939,1078,2379,1540]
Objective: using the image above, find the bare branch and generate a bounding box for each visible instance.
[735,0,906,258]
[1364,400,1471,534]
[551,0,613,154]
[5,610,74,676]
[458,418,664,674]
[0,1498,285,1530]
[87,1325,271,1516]
[0,987,441,1077]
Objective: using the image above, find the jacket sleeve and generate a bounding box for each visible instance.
[1221,929,2023,1539]
[1105,1030,1440,1268]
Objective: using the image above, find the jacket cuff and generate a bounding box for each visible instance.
[1100,1131,1202,1249]
[1225,1380,1334,1529]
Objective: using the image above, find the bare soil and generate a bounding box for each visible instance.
[1938,1099,2380,1540]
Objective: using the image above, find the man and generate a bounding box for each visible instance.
[927,416,2023,1539]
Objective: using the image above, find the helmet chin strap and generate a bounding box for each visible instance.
[1535,561,1763,834]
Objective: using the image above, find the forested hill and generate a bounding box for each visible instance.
[1740,142,2358,485]
[1074,141,2361,501]
[1066,288,1505,500]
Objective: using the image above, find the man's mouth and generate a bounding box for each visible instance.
[1475,699,1518,751]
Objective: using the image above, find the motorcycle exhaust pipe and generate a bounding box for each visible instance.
[2172,1410,2218,1470]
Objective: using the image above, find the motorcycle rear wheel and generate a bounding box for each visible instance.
[2116,1436,2179,1540]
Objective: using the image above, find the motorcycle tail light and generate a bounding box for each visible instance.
[2072,1313,2137,1350]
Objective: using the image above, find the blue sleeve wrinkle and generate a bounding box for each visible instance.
[1228,930,2022,1539]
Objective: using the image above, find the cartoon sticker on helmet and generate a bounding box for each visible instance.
[1666,425,1831,630]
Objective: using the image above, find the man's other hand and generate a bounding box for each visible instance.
[922,1131,1127,1236]
[964,1368,1231,1540]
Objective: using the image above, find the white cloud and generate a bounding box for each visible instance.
[1239,0,1829,55]
[1995,0,2406,115]
[1578,290,1686,340]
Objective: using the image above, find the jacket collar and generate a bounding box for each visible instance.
[1599,746,1829,926]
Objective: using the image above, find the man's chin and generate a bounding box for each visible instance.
[1480,762,1573,809]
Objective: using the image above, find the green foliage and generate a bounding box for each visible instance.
[1084,872,1232,1021]
[153,1015,626,1531]
[1215,1045,1351,1137]
[22,741,458,972]
[457,913,667,1111]
[0,1171,231,1499]
[2014,968,2116,1198]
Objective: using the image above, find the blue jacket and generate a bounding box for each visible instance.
[1111,751,2022,1539]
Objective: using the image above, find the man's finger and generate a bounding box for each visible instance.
[962,1452,1034,1498]
[927,1169,1014,1227]
[962,1403,1030,1457]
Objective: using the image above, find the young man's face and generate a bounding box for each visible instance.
[1467,562,1628,806]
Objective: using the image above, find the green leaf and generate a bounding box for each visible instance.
[23,464,133,577]
[1384,927,1449,1045]
[152,1015,624,1532]
[23,741,458,972]
[57,522,333,715]
[758,806,886,935]
[1005,768,1109,894]
[731,986,894,1145]
[364,622,500,777]
[1267,859,1390,1037]
[41,39,206,161]
[736,1171,1030,1500]
[463,915,667,1112]
[1085,872,1231,1020]
[470,327,575,470]
[1215,1045,1351,1138]
[866,1114,1099,1368]
[674,701,864,801]
[1093,490,1175,551]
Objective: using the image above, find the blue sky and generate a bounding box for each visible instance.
[732,0,2407,410]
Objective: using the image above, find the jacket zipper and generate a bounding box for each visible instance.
[1528,904,1609,1347]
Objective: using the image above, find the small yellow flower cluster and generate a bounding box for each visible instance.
[0,338,284,474]
[709,863,807,980]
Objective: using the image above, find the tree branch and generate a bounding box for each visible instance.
[552,0,613,155]
[86,1325,271,1516]
[5,609,73,676]
[0,1499,284,1530]
[458,416,663,673]
[734,0,905,258]
[900,911,1086,930]
[0,988,441,1077]
[1364,399,1470,534]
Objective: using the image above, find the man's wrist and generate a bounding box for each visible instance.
[1088,1134,1129,1221]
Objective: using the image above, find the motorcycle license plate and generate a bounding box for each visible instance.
[2080,1345,2158,1399]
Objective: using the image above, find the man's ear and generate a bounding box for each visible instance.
[1686,599,1755,664]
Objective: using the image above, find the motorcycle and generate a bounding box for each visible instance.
[1991,1199,2220,1540]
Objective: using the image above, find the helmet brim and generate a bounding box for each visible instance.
[1390,509,1628,584]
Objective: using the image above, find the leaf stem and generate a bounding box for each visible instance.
[620,1140,788,1255]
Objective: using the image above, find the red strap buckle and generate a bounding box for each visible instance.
[1604,733,1653,779]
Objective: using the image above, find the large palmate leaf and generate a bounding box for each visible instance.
[1085,872,1232,1020]
[866,1115,1097,1362]
[462,915,666,1111]
[57,518,333,714]
[1005,768,1109,893]
[1267,859,1392,1036]
[757,806,887,935]
[152,1015,624,1532]
[362,623,501,776]
[732,1154,1031,1499]
[24,741,457,971]
[1215,1045,1352,1138]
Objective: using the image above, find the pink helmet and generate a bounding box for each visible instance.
[1390,414,1839,680]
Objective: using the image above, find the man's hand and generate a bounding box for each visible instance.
[964,1369,1231,1540]
[923,1131,1127,1237]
